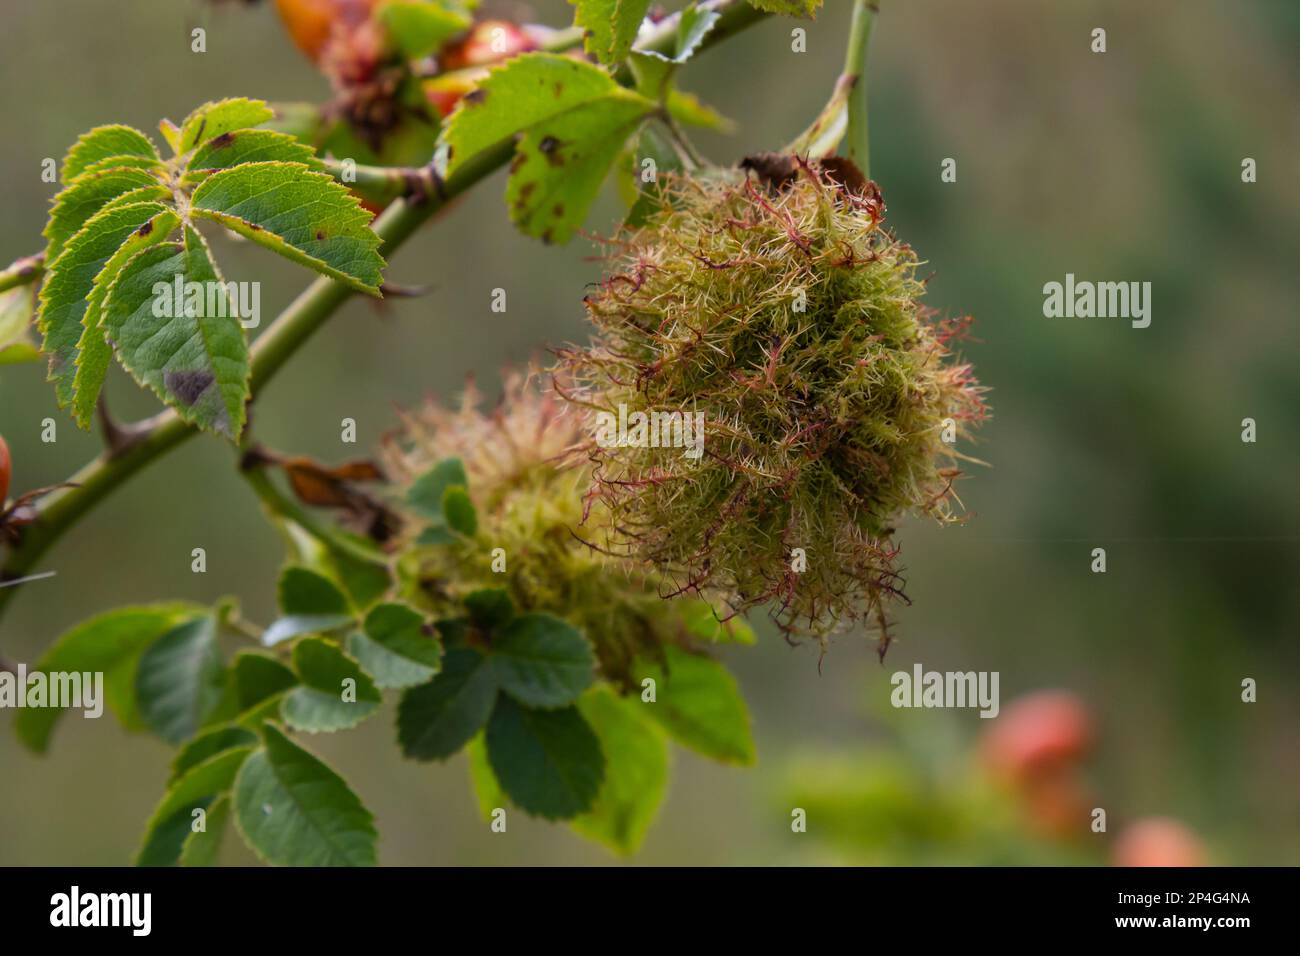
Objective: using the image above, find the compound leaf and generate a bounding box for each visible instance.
[490,613,595,709]
[102,229,251,438]
[397,645,497,761]
[569,0,652,65]
[233,724,377,866]
[177,98,276,154]
[135,613,226,745]
[136,746,252,866]
[44,167,164,263]
[184,129,322,183]
[281,637,380,733]
[571,686,668,855]
[180,794,231,867]
[61,124,160,183]
[443,53,655,242]
[485,695,604,820]
[380,0,472,59]
[72,204,181,426]
[13,603,206,753]
[346,602,442,689]
[190,161,385,295]
[39,199,176,408]
[635,646,754,765]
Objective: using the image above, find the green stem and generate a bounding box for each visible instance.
[843,0,876,176]
[0,0,769,629]
[0,254,43,294]
[238,465,387,568]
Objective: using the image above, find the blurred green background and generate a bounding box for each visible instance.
[1,0,1298,865]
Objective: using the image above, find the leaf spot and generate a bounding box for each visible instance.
[164,369,215,407]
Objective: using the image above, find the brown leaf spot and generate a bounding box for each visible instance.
[538,136,564,167]
[463,89,487,106]
[210,132,237,149]
[135,220,155,237]
[315,230,325,241]
[164,369,214,407]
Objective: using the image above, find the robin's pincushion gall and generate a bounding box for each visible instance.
[556,157,989,651]
[382,372,750,684]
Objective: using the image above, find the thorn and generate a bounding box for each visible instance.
[96,397,150,460]
[378,281,435,298]
[239,443,278,472]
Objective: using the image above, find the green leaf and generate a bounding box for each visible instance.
[61,124,160,183]
[177,98,276,154]
[568,0,652,65]
[379,0,472,59]
[233,724,378,866]
[44,167,164,263]
[490,612,595,709]
[463,587,514,631]
[636,646,755,764]
[666,88,734,132]
[263,565,355,645]
[100,229,251,438]
[747,0,822,17]
[485,695,605,820]
[77,154,166,178]
[571,686,668,854]
[279,564,351,615]
[406,456,468,520]
[72,204,181,426]
[190,161,385,295]
[136,746,253,866]
[171,725,259,783]
[465,732,506,821]
[629,2,721,98]
[282,637,381,733]
[397,645,497,760]
[183,129,322,183]
[13,603,205,753]
[262,614,353,647]
[232,651,299,710]
[441,485,477,536]
[235,692,288,731]
[0,284,40,366]
[678,598,755,644]
[135,614,226,745]
[180,794,231,867]
[442,53,655,243]
[38,199,176,409]
[345,602,442,689]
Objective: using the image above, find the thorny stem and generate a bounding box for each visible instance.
[842,0,877,176]
[0,0,769,632]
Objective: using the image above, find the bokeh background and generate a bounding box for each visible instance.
[1,0,1297,865]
